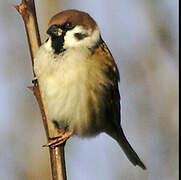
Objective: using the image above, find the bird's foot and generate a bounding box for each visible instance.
[43,129,73,148]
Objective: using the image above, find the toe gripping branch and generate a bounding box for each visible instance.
[43,129,74,149]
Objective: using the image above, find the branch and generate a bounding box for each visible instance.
[15,1,67,179]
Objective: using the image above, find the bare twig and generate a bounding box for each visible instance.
[15,1,67,179]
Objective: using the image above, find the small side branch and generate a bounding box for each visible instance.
[15,1,67,180]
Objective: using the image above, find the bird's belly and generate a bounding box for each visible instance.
[39,66,102,137]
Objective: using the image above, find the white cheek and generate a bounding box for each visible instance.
[63,26,100,49]
[64,28,79,48]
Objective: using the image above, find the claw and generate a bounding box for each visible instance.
[43,130,73,148]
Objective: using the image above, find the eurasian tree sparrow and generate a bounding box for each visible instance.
[34,9,146,170]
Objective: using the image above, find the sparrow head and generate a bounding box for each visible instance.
[46,9,100,54]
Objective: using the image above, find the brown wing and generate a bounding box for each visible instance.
[91,39,147,170]
[93,38,121,128]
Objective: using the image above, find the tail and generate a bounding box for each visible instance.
[109,127,146,170]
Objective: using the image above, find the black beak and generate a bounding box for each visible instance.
[47,25,61,37]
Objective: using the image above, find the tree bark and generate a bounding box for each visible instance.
[15,1,67,179]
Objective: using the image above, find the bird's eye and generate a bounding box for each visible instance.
[63,22,74,30]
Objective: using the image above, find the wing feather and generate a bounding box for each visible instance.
[93,38,121,128]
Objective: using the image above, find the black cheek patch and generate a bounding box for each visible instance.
[74,33,88,40]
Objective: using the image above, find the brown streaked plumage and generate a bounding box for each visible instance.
[34,9,146,170]
[91,40,146,169]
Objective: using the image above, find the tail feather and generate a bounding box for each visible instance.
[108,127,146,170]
[118,133,146,170]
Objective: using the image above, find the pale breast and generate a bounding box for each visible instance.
[34,43,109,136]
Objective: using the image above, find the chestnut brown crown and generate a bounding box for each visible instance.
[48,9,97,30]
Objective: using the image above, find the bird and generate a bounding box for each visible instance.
[34,9,146,170]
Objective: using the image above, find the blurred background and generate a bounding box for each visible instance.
[0,0,178,179]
